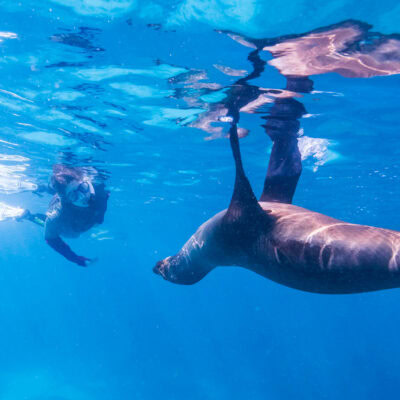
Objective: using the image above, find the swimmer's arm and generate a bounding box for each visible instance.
[45,220,90,267]
[45,236,91,267]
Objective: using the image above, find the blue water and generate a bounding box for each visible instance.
[1,1,400,399]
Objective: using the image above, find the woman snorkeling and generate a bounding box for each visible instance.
[20,164,109,267]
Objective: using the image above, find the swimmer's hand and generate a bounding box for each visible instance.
[46,236,97,267]
[75,256,97,267]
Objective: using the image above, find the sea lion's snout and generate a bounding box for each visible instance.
[153,254,212,285]
[153,257,171,279]
[153,260,163,275]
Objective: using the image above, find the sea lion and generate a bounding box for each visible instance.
[153,22,400,294]
[153,116,400,294]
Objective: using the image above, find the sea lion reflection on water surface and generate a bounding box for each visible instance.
[154,21,400,294]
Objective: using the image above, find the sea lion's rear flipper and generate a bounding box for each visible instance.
[259,96,305,204]
[223,123,269,227]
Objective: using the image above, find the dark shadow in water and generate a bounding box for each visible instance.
[50,26,104,52]
[45,61,86,69]
[73,113,107,129]
[55,126,111,152]
[45,27,104,68]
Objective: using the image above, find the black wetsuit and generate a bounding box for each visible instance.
[43,183,109,266]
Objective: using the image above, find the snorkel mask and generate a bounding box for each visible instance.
[65,177,95,207]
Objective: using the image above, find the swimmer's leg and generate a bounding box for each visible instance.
[17,210,46,227]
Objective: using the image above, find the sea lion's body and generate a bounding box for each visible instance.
[154,64,399,294]
[256,203,400,293]
[157,202,400,294]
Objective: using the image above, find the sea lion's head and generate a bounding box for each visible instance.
[153,257,172,280]
[153,254,211,285]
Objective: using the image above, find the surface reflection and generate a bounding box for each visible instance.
[168,20,400,143]
[226,20,400,78]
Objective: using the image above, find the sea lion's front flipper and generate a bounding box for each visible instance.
[223,122,270,228]
[259,79,310,204]
[259,128,302,204]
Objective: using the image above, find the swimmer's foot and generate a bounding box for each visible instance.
[15,209,31,222]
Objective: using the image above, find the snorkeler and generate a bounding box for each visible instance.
[20,165,109,267]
